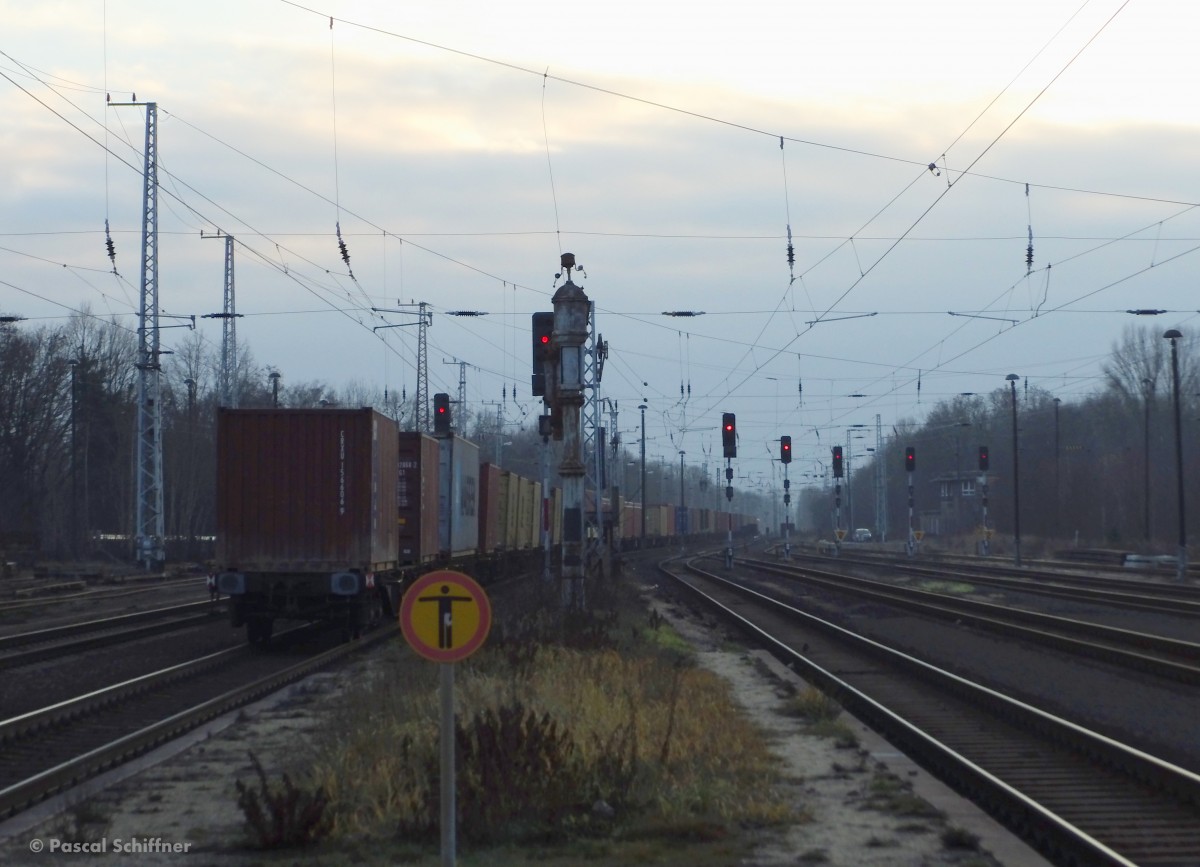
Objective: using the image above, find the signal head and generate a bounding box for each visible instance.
[433,392,451,435]
[721,413,737,458]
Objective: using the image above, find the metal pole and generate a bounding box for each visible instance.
[1054,397,1062,540]
[906,476,914,558]
[834,478,842,557]
[541,419,552,582]
[981,473,990,556]
[69,358,79,558]
[845,431,853,531]
[724,458,734,569]
[439,662,455,867]
[1007,374,1022,568]
[1164,330,1187,580]
[679,450,686,551]
[639,404,647,548]
[955,428,962,535]
[783,463,791,559]
[1141,381,1152,544]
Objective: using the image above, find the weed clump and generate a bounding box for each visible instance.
[235,751,332,849]
[941,825,982,850]
[453,703,583,842]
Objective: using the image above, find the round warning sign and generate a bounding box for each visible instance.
[400,569,492,663]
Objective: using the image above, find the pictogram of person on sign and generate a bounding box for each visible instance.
[418,584,474,649]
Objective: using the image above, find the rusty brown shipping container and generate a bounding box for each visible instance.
[397,431,441,565]
[477,462,502,554]
[217,408,399,572]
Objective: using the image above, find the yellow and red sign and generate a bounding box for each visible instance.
[400,569,491,663]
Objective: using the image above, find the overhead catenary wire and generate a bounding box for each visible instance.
[0,1,1166,439]
[541,68,562,257]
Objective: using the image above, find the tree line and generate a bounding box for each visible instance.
[798,326,1199,553]
[1,313,1193,564]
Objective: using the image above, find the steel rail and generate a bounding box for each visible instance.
[804,547,1200,614]
[740,555,1200,684]
[0,603,220,670]
[663,556,1200,866]
[0,628,392,819]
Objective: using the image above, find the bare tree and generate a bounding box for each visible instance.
[0,324,71,552]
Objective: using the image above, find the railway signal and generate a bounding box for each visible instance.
[905,446,917,558]
[780,435,792,464]
[722,413,737,458]
[434,392,451,436]
[978,445,989,472]
[832,445,843,478]
[530,312,553,398]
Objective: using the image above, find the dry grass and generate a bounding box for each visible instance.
[301,577,798,858]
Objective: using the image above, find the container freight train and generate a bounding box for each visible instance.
[213,407,756,643]
[214,407,547,643]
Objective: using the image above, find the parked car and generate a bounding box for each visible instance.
[852,528,873,542]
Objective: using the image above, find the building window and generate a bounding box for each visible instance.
[940,482,952,499]
[961,480,975,497]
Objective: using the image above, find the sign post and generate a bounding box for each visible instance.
[400,569,492,867]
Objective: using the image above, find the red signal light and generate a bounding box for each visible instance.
[433,392,451,435]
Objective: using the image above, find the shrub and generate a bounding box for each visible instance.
[235,752,332,849]
[451,702,584,843]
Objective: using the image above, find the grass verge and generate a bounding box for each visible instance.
[274,571,799,863]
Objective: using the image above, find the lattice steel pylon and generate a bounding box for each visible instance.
[131,102,164,569]
[203,232,241,408]
[442,358,468,435]
[370,302,431,431]
[582,304,608,559]
[415,302,431,432]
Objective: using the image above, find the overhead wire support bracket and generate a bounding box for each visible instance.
[159,314,196,330]
[948,311,1019,324]
[804,312,878,326]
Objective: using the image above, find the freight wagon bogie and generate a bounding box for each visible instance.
[218,568,392,644]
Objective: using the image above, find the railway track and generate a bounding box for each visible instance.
[663,555,1200,866]
[734,554,1200,685]
[0,601,223,670]
[0,625,391,820]
[805,548,1200,616]
[0,577,206,615]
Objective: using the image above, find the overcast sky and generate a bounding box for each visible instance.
[2,0,1197,489]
